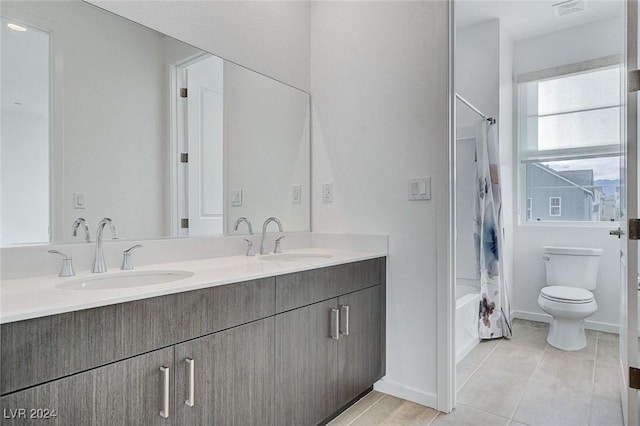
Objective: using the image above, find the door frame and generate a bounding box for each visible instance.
[621,0,639,424]
[438,0,456,414]
[169,52,214,237]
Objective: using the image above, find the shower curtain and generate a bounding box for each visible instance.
[474,120,512,339]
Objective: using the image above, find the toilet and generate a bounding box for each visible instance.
[537,246,603,351]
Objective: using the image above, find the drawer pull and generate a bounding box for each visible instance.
[186,358,195,407]
[340,305,350,336]
[160,366,170,418]
[330,309,339,340]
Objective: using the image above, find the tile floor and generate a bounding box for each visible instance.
[329,319,623,426]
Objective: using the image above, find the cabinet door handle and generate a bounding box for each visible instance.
[330,309,339,340]
[160,366,170,418]
[185,358,195,407]
[340,305,350,336]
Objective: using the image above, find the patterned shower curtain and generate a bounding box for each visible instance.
[474,120,512,339]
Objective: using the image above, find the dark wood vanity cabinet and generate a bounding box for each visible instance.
[0,347,175,426]
[0,257,385,426]
[337,285,383,407]
[274,258,385,426]
[174,317,275,425]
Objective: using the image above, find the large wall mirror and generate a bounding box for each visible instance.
[1,0,310,247]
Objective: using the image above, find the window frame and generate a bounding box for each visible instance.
[516,56,622,227]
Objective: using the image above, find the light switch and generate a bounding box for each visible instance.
[291,185,301,204]
[408,178,431,201]
[73,192,86,209]
[231,190,243,206]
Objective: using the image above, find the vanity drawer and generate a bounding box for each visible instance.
[329,258,382,295]
[275,258,382,313]
[1,277,275,395]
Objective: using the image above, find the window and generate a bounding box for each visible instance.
[518,60,621,223]
[549,197,561,216]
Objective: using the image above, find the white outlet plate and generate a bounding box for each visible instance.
[321,183,333,203]
[231,190,243,206]
[291,185,302,204]
[73,192,87,209]
[408,177,431,201]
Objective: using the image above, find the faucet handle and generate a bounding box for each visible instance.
[48,250,75,277]
[121,244,142,270]
[274,236,285,254]
[243,239,255,257]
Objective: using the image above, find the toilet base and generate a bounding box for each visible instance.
[546,318,587,351]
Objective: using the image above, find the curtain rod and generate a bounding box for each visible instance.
[455,93,496,125]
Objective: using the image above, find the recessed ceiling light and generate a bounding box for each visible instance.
[553,0,586,18]
[7,23,27,32]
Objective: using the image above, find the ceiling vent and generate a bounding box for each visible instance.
[553,0,586,17]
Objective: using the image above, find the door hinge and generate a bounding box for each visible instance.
[181,218,189,229]
[180,153,188,163]
[629,219,640,240]
[630,367,640,389]
[180,88,188,98]
[630,70,640,93]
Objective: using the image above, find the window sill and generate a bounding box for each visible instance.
[517,220,620,229]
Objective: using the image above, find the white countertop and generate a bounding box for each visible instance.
[0,248,385,324]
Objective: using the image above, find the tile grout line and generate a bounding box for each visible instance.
[344,393,387,426]
[457,339,504,393]
[587,335,600,425]
[592,335,599,384]
[507,328,548,423]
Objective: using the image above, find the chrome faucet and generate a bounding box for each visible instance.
[234,217,253,235]
[92,218,118,273]
[72,218,90,243]
[260,217,283,255]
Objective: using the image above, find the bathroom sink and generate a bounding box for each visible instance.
[57,270,194,290]
[259,253,333,262]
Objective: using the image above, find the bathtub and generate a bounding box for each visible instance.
[456,284,480,364]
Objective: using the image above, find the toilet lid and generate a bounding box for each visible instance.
[540,286,594,303]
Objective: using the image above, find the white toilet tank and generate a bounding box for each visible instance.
[543,246,603,290]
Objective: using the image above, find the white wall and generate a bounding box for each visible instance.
[514,17,623,75]
[512,17,625,330]
[311,1,449,408]
[88,0,311,92]
[455,20,499,126]
[224,61,310,233]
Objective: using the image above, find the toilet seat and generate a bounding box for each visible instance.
[540,286,594,304]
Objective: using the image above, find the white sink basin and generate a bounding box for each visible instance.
[57,270,194,290]
[259,253,333,262]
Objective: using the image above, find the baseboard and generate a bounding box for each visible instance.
[512,310,619,334]
[456,337,480,364]
[374,378,438,410]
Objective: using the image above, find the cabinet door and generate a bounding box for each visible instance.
[175,317,274,426]
[275,299,338,426]
[337,285,382,406]
[0,347,174,426]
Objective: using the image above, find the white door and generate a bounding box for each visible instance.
[183,56,225,236]
[620,2,639,424]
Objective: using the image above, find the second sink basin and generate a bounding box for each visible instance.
[259,253,333,262]
[57,270,194,290]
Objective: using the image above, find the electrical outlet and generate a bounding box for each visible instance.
[291,185,301,204]
[321,183,333,203]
